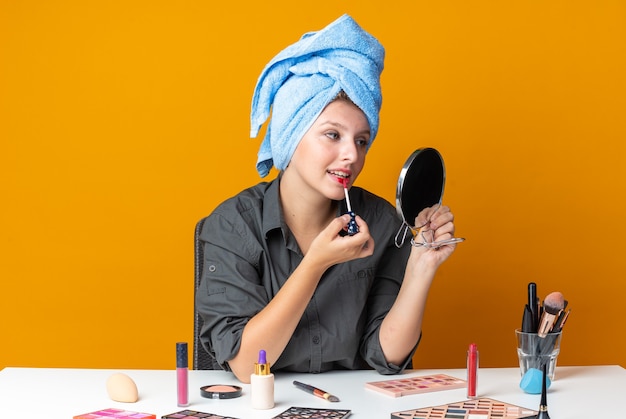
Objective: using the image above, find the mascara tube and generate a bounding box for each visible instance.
[176,342,189,407]
[467,343,478,399]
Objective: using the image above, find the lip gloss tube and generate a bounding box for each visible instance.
[467,343,478,399]
[176,342,189,407]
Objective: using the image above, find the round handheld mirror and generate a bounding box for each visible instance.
[394,147,465,249]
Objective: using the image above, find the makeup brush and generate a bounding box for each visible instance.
[341,178,359,235]
[536,363,551,419]
[537,292,566,338]
[552,308,571,333]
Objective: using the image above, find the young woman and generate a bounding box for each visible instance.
[196,15,458,383]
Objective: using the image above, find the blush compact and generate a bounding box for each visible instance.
[200,384,243,399]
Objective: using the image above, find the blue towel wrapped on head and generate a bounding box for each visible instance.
[250,14,385,177]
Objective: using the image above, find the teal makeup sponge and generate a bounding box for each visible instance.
[520,368,551,394]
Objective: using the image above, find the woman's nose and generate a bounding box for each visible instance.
[340,138,359,162]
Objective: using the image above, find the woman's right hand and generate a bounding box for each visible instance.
[307,214,374,269]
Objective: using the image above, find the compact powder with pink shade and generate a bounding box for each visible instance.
[200,384,243,399]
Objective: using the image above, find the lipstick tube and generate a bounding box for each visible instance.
[176,342,189,407]
[467,343,478,399]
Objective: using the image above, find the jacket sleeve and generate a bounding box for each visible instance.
[195,211,267,370]
[359,205,417,374]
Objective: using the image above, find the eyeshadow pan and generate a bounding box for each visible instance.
[366,374,466,397]
[161,410,239,419]
[391,398,538,419]
[73,409,156,419]
[272,406,351,418]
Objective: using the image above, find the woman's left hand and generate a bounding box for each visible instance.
[411,205,458,266]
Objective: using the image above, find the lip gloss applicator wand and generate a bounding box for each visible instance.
[341,177,359,235]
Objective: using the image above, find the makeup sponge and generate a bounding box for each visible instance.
[106,372,139,402]
[520,368,551,394]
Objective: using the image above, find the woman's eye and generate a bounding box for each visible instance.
[325,131,340,140]
[356,138,370,147]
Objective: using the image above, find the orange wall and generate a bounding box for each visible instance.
[2,1,625,371]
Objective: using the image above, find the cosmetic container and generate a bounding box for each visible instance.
[176,342,189,407]
[467,343,478,399]
[251,349,274,409]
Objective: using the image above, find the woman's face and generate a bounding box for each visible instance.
[285,99,371,202]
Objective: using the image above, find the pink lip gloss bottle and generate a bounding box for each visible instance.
[176,342,189,407]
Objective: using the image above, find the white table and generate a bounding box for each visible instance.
[0,366,623,418]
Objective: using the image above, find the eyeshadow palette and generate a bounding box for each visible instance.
[390,398,538,419]
[272,406,351,418]
[366,374,466,397]
[162,410,239,419]
[73,408,156,419]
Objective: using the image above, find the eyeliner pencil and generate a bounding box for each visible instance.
[293,380,340,402]
[528,282,538,332]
